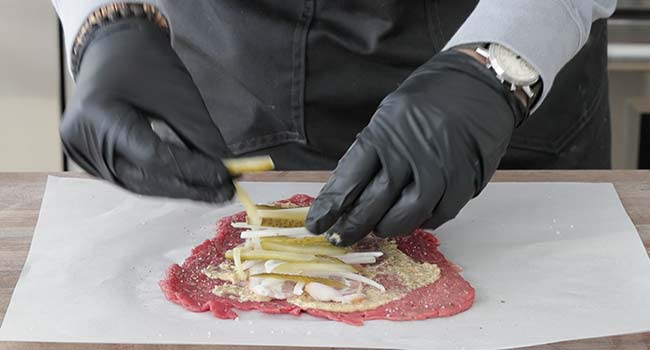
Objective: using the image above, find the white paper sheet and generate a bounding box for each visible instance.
[1,177,649,349]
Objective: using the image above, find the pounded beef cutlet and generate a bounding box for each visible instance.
[159,195,474,325]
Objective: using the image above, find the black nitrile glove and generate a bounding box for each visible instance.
[60,18,234,202]
[306,50,527,246]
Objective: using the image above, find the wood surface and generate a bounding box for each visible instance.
[0,171,648,350]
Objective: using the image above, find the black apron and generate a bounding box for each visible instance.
[157,0,611,170]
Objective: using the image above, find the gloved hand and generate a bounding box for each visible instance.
[306,50,527,246]
[60,18,234,203]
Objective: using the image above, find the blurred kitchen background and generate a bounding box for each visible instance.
[1,0,650,171]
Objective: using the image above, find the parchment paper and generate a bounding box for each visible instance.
[1,176,649,349]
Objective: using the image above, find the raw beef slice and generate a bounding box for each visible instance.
[159,194,474,325]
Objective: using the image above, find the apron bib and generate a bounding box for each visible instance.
[157,0,610,169]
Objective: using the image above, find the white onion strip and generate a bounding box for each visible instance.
[264,260,286,273]
[293,281,305,295]
[251,237,262,250]
[313,271,386,292]
[334,256,376,264]
[240,227,311,238]
[233,247,244,279]
[248,264,266,276]
[337,252,384,258]
[241,260,261,271]
[232,222,272,230]
[339,293,366,304]
[333,252,383,264]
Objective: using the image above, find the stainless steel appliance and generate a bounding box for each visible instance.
[608,0,650,168]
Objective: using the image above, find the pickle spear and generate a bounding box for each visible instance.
[224,156,275,226]
[254,206,309,227]
[250,273,345,289]
[223,156,307,226]
[261,241,348,256]
[225,249,317,262]
[223,156,275,175]
[272,262,358,274]
[232,247,246,280]
[260,235,329,245]
[233,183,261,226]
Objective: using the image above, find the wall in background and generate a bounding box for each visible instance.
[607,3,650,169]
[0,1,61,171]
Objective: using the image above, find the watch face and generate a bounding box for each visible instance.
[489,44,539,86]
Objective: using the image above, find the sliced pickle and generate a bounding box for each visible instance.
[223,156,275,175]
[260,236,329,246]
[252,207,309,227]
[250,273,344,289]
[315,255,348,264]
[261,241,348,256]
[225,249,317,262]
[257,206,309,216]
[272,262,358,274]
[254,202,301,210]
[233,183,261,226]
[224,156,275,226]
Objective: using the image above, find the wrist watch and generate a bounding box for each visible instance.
[471,43,543,109]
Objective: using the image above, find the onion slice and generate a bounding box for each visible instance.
[333,252,383,264]
[337,252,383,258]
[250,237,262,250]
[251,273,345,289]
[240,227,311,239]
[339,292,366,304]
[241,260,261,271]
[264,260,286,273]
[304,282,365,303]
[311,271,386,292]
[231,222,273,230]
[248,264,266,276]
[233,247,245,280]
[293,281,305,295]
[334,256,376,264]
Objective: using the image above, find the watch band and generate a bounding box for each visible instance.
[455,43,542,110]
[71,3,169,78]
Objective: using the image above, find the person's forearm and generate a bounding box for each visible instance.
[444,0,616,110]
[52,0,155,72]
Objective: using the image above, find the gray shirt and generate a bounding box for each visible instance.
[53,0,616,105]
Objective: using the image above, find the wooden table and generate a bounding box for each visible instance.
[0,171,648,350]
